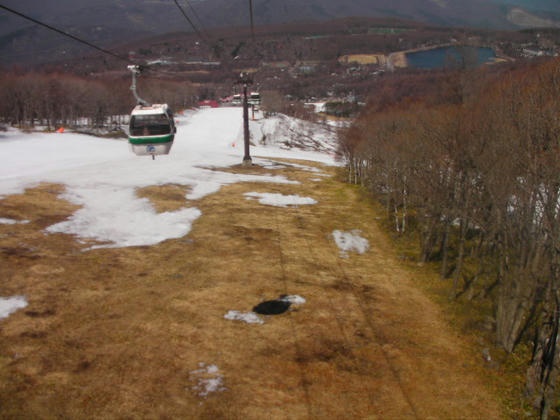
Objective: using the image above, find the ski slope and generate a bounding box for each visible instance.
[0,107,337,249]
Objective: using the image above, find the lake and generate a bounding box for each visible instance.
[406,46,496,69]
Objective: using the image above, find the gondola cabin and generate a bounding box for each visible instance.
[248,92,261,106]
[232,94,242,106]
[128,104,176,157]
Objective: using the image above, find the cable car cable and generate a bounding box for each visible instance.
[0,4,133,64]
[172,0,210,47]
[179,0,215,47]
[183,0,205,33]
[0,3,178,161]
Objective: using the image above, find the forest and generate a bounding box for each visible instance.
[0,72,197,130]
[339,57,560,418]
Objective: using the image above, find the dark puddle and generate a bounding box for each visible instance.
[253,299,291,315]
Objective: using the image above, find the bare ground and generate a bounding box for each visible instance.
[0,160,504,419]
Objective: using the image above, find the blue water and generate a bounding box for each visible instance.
[406,47,496,69]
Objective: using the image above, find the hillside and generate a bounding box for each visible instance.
[27,17,554,107]
[0,108,505,418]
[1,0,559,65]
[193,0,512,29]
[490,0,560,13]
[2,16,558,122]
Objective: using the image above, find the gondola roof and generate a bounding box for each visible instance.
[131,104,171,115]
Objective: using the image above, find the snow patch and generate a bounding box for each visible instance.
[0,108,338,249]
[189,363,226,397]
[280,295,306,305]
[0,218,29,225]
[280,162,323,173]
[224,310,264,324]
[332,230,369,257]
[305,102,326,113]
[0,296,28,319]
[257,160,288,170]
[46,188,202,249]
[244,192,317,207]
[250,113,338,157]
[185,171,298,201]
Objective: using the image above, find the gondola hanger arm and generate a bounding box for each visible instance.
[128,65,151,107]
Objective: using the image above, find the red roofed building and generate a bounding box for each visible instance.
[197,99,220,108]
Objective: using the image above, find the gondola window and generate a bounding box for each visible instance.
[130,114,172,136]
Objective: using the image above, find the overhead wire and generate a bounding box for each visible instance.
[0,2,213,72]
[0,4,133,64]
[172,0,211,47]
[1,2,251,66]
[0,1,243,78]
[183,0,205,33]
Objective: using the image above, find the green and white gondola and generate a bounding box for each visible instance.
[128,104,176,157]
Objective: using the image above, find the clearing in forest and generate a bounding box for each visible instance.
[0,160,504,419]
[0,108,504,418]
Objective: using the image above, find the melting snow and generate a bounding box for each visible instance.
[46,191,202,249]
[244,192,317,207]
[279,295,306,304]
[224,310,264,324]
[0,296,28,319]
[185,172,298,201]
[280,162,323,173]
[250,113,337,156]
[0,108,337,249]
[332,230,369,257]
[0,218,29,225]
[189,363,226,397]
[259,161,288,170]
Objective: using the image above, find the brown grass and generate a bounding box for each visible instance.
[0,161,505,419]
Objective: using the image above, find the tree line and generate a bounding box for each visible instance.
[339,58,560,419]
[0,71,197,130]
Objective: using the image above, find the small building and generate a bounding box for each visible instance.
[198,100,220,108]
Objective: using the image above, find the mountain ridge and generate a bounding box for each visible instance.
[1,0,558,65]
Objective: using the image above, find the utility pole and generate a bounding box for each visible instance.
[236,73,253,167]
[248,0,255,42]
[236,0,255,166]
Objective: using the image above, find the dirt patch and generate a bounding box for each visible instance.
[0,183,79,226]
[390,51,408,68]
[338,54,387,65]
[135,184,192,213]
[0,161,504,419]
